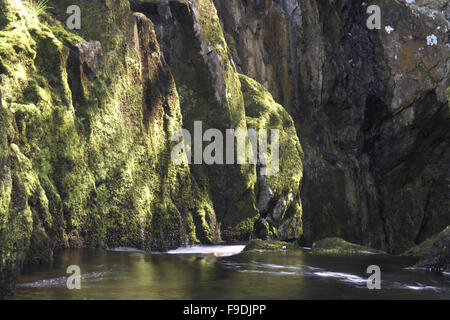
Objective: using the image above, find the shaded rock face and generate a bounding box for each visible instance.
[215,0,450,253]
[403,225,450,272]
[0,0,303,297]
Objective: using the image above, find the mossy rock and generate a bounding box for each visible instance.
[402,226,450,272]
[311,237,387,256]
[0,0,220,299]
[239,74,303,241]
[243,239,299,252]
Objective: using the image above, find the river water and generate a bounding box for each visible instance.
[15,246,450,300]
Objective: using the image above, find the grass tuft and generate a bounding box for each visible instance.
[26,0,51,18]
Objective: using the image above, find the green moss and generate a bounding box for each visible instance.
[311,237,387,256]
[239,74,303,240]
[164,0,260,241]
[243,239,299,252]
[402,226,450,258]
[0,0,306,298]
[223,31,240,66]
[240,74,303,190]
[0,0,221,298]
[0,2,68,278]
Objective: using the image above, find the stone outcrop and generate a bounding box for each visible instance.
[129,0,304,241]
[214,0,450,253]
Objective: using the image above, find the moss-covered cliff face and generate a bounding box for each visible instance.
[2,0,447,300]
[136,0,259,241]
[215,0,450,253]
[130,0,303,241]
[239,74,303,241]
[0,0,303,298]
[0,0,208,297]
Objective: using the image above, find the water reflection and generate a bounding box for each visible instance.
[16,247,450,300]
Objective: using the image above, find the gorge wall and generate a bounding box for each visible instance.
[0,0,449,299]
[214,0,449,253]
[0,0,303,298]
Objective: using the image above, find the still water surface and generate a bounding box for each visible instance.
[16,246,450,299]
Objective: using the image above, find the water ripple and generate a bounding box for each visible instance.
[17,270,113,289]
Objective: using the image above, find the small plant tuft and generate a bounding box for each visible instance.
[26,0,51,18]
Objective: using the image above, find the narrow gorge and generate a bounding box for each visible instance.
[0,0,449,299]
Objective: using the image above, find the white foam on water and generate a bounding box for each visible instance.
[167,245,246,257]
[314,271,367,285]
[17,271,112,288]
[240,269,297,276]
[107,247,145,253]
[403,284,440,291]
[17,276,67,288]
[259,263,302,270]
